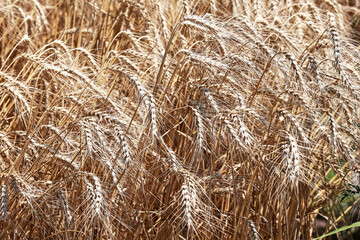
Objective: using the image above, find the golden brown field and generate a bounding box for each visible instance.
[1,0,360,239]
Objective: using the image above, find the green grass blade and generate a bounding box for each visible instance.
[314,221,360,240]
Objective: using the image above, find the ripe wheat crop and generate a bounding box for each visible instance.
[1,0,360,239]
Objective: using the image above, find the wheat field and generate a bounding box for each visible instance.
[0,0,360,239]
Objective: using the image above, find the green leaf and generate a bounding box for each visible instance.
[314,221,360,239]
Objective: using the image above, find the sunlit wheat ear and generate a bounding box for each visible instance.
[222,115,248,149]
[181,0,189,13]
[2,34,31,67]
[202,89,220,115]
[178,174,208,236]
[266,25,299,51]
[252,0,263,20]
[115,55,142,74]
[156,2,169,39]
[236,17,262,40]
[110,127,134,196]
[283,89,312,112]
[3,4,29,34]
[9,174,41,208]
[1,184,7,220]
[127,75,158,140]
[109,68,154,113]
[30,139,81,171]
[179,50,228,69]
[37,124,73,148]
[327,111,338,152]
[181,178,195,230]
[283,134,301,184]
[240,30,274,57]
[328,13,342,70]
[38,40,72,60]
[228,112,253,147]
[85,174,106,219]
[328,12,352,91]
[181,16,229,54]
[246,219,260,240]
[0,132,15,153]
[24,53,124,117]
[202,88,247,149]
[309,57,324,92]
[278,109,309,143]
[190,105,204,155]
[74,47,100,72]
[337,133,356,164]
[284,52,306,90]
[162,143,183,173]
[235,0,251,16]
[0,80,31,114]
[294,16,307,41]
[306,3,321,25]
[182,15,222,34]
[32,0,49,31]
[80,121,94,156]
[57,190,72,227]
[108,49,151,63]
[209,0,217,14]
[114,127,132,168]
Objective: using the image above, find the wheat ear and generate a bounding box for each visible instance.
[1,184,7,220]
